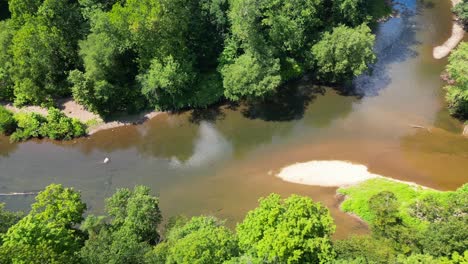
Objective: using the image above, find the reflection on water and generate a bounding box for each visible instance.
[170,122,232,168]
[0,0,466,238]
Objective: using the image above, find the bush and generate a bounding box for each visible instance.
[9,108,86,142]
[0,106,17,135]
[445,42,468,119]
[10,112,46,142]
[41,108,86,140]
[334,236,397,263]
[453,0,468,25]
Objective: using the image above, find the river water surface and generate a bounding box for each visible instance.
[1,0,467,238]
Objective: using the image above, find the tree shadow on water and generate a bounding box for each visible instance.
[351,2,421,97]
[241,79,325,122]
[189,104,228,124]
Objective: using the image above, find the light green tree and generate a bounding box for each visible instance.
[0,184,86,264]
[236,194,336,264]
[312,24,376,83]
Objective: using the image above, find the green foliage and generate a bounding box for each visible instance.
[339,180,468,258]
[420,217,468,257]
[453,0,468,24]
[0,184,86,264]
[10,112,47,142]
[444,42,468,119]
[0,20,15,101]
[338,178,437,229]
[333,235,396,263]
[80,185,162,263]
[222,53,281,101]
[9,108,86,142]
[1,0,384,114]
[5,0,84,106]
[0,105,17,135]
[139,56,195,110]
[41,108,86,140]
[312,24,376,83]
[0,203,23,237]
[149,216,239,264]
[236,194,335,264]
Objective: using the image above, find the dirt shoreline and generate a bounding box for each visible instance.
[1,99,163,136]
[433,0,465,59]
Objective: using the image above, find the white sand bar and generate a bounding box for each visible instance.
[433,0,465,59]
[277,161,379,187]
[276,160,431,188]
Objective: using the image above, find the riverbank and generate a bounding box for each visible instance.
[433,0,465,59]
[1,99,163,135]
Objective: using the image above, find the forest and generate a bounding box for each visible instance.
[0,183,466,263]
[0,0,386,117]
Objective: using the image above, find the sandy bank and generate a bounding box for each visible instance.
[464,125,468,137]
[276,160,430,188]
[1,99,162,136]
[87,110,162,135]
[433,0,465,59]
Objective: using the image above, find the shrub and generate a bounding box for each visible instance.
[453,0,468,25]
[10,112,46,142]
[444,42,468,119]
[41,108,86,140]
[0,106,17,135]
[9,108,86,142]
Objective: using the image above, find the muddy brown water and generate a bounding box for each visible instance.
[0,0,467,238]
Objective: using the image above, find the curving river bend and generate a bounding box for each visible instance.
[1,0,467,237]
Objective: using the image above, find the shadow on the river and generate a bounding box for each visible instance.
[351,0,421,97]
[241,79,326,122]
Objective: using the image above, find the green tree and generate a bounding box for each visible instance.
[0,203,23,238]
[0,20,15,101]
[333,235,397,263]
[236,194,335,264]
[148,216,238,264]
[11,19,72,105]
[420,217,468,258]
[80,185,162,264]
[368,191,419,254]
[221,52,281,101]
[0,184,86,264]
[312,24,376,83]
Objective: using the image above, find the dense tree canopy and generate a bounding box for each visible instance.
[0,0,385,116]
[312,24,376,83]
[148,216,238,264]
[80,185,162,263]
[0,184,86,263]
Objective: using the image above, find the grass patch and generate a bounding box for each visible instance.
[338,178,441,229]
